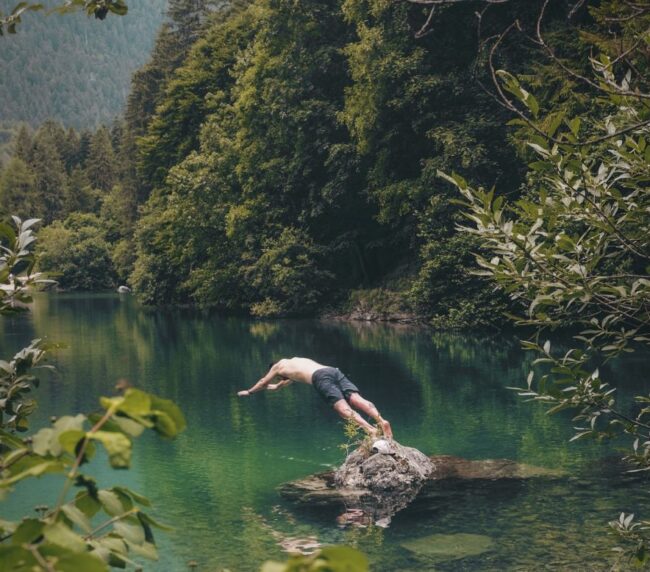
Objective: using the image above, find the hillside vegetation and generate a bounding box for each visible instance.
[0,0,629,329]
[0,0,167,128]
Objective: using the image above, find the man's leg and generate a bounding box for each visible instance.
[347,393,393,439]
[333,399,378,437]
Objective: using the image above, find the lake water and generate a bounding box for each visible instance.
[1,293,648,571]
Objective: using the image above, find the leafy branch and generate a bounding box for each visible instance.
[0,0,128,35]
[442,9,650,562]
[0,388,186,570]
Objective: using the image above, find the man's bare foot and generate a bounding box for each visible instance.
[380,419,393,439]
[368,427,380,439]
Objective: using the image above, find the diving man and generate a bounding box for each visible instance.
[237,357,393,439]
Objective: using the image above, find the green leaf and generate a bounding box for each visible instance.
[150,395,186,433]
[42,521,86,552]
[0,546,37,570]
[21,218,41,231]
[33,415,86,456]
[320,546,369,571]
[113,486,151,507]
[111,416,145,437]
[90,431,132,469]
[43,522,86,552]
[125,540,158,560]
[528,161,551,172]
[31,427,55,455]
[113,488,134,513]
[150,411,178,438]
[527,142,548,156]
[118,388,152,417]
[61,504,92,533]
[567,117,581,136]
[546,402,572,415]
[53,415,86,436]
[95,535,128,556]
[54,552,108,572]
[75,490,101,519]
[1,457,65,485]
[0,428,25,449]
[12,518,44,545]
[113,519,145,545]
[58,429,87,456]
[99,395,124,412]
[137,510,172,531]
[97,490,128,516]
[0,222,17,244]
[546,111,565,138]
[525,93,539,117]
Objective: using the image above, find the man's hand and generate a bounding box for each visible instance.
[267,380,292,392]
[237,390,250,397]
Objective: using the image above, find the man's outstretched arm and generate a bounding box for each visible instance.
[238,364,280,396]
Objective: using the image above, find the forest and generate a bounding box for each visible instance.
[0,0,167,128]
[0,0,645,331]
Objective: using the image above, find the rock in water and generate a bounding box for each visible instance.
[401,533,494,562]
[334,440,435,492]
[331,440,435,525]
[279,449,564,527]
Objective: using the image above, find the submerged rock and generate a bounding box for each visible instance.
[401,533,494,561]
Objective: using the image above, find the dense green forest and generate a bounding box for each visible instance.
[0,0,167,128]
[0,0,636,328]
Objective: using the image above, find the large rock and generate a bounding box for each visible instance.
[329,440,435,525]
[279,444,563,525]
[334,440,434,492]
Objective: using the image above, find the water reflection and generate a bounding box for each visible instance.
[0,294,648,570]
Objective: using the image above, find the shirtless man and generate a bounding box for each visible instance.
[237,357,393,439]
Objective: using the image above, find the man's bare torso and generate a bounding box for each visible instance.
[274,357,328,384]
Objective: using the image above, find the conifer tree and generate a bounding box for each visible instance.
[0,158,36,219]
[64,167,98,214]
[30,129,67,223]
[78,131,93,167]
[12,124,33,163]
[62,127,82,173]
[125,0,214,139]
[124,0,218,200]
[84,126,117,193]
[125,25,180,139]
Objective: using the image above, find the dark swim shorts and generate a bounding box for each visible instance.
[312,367,359,407]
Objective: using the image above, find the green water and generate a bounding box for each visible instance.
[1,293,648,571]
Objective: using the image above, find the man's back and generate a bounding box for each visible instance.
[275,357,326,384]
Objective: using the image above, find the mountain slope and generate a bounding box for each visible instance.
[0,0,167,128]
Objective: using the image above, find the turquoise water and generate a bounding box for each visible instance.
[1,293,648,571]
